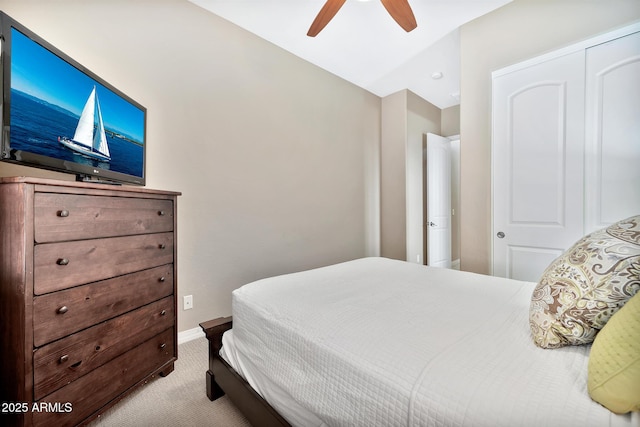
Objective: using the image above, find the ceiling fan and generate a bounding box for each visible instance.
[307,0,417,37]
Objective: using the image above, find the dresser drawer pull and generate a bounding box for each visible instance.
[59,354,69,363]
[158,276,166,282]
[57,306,69,314]
[56,258,70,266]
[159,243,166,250]
[159,343,166,349]
[57,210,70,217]
[160,310,167,316]
[158,210,166,216]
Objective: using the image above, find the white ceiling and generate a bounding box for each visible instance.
[188,0,511,109]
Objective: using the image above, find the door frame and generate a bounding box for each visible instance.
[424,133,453,268]
[411,133,459,267]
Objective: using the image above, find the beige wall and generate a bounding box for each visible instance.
[0,0,381,332]
[407,92,441,264]
[441,105,460,262]
[459,0,640,274]
[380,91,408,260]
[441,104,460,137]
[380,90,441,262]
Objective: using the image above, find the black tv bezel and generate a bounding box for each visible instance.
[0,11,147,186]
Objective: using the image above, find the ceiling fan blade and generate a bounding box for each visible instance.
[380,0,417,32]
[307,0,347,37]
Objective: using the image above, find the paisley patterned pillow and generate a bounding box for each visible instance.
[529,215,640,349]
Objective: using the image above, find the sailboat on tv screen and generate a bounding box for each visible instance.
[59,86,111,162]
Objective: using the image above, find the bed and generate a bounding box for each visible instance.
[200,256,639,427]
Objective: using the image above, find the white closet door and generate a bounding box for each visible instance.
[492,51,585,281]
[584,31,640,232]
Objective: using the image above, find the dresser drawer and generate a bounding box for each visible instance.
[34,232,174,295]
[32,327,175,427]
[33,298,175,400]
[34,193,174,243]
[33,265,174,347]
[1,178,179,427]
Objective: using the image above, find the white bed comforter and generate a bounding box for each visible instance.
[221,257,638,427]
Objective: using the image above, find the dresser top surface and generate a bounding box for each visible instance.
[0,176,181,196]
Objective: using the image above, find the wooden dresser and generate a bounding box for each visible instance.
[0,177,180,427]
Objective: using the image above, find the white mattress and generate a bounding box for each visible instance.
[221,257,639,427]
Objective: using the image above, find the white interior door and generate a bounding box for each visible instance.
[426,133,451,268]
[584,31,640,232]
[492,50,586,281]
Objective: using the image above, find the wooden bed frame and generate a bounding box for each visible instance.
[200,317,292,427]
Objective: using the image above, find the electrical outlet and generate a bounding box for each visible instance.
[183,295,193,310]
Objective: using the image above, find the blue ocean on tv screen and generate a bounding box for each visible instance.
[9,27,144,179]
[10,89,143,177]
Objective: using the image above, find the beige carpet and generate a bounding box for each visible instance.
[89,337,252,427]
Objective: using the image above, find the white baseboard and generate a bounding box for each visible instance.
[452,259,461,270]
[178,326,205,345]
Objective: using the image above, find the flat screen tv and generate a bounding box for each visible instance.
[0,11,146,185]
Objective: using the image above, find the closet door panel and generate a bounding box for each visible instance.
[509,83,566,224]
[585,31,640,232]
[492,51,585,281]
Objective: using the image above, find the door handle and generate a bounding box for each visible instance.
[428,222,437,227]
[497,231,505,239]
